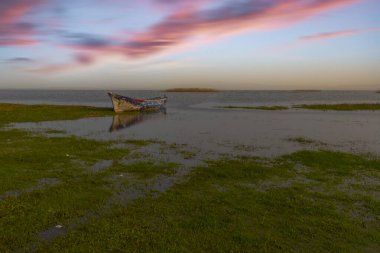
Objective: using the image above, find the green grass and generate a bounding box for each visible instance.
[221,106,289,111]
[0,103,115,126]
[294,103,380,111]
[0,129,127,193]
[0,128,181,252]
[0,129,118,250]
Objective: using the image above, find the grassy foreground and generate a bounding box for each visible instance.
[0,103,379,252]
[38,150,380,253]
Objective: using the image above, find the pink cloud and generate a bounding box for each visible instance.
[75,0,359,57]
[0,0,45,46]
[0,0,44,24]
[0,38,38,46]
[30,64,82,74]
[139,0,211,12]
[34,0,360,72]
[75,53,96,65]
[264,26,379,54]
[30,53,97,74]
[299,29,361,42]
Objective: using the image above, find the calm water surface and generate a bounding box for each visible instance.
[0,90,379,107]
[2,90,380,157]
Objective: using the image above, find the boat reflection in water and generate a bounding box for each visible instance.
[109,108,166,132]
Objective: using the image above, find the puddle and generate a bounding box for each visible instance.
[90,160,113,173]
[39,226,67,242]
[0,178,61,201]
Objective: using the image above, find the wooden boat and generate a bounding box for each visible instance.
[108,92,167,112]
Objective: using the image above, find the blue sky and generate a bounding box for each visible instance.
[0,0,379,90]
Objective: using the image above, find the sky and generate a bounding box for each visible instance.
[0,0,379,90]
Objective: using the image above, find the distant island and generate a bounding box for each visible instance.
[291,90,321,92]
[165,88,219,92]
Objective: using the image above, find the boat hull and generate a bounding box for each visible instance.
[108,92,167,112]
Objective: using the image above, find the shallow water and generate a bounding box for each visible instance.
[2,90,380,157]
